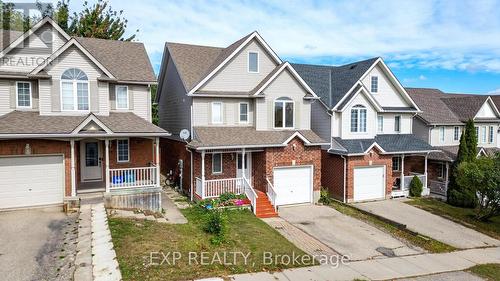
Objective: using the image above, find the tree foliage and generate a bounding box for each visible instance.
[464,119,477,162]
[150,84,159,125]
[409,175,423,197]
[456,154,500,221]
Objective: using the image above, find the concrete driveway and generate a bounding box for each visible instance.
[0,207,78,281]
[354,200,500,249]
[279,205,424,261]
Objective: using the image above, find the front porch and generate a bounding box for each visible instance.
[391,153,431,197]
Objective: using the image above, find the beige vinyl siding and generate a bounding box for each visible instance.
[98,81,110,116]
[377,113,412,134]
[158,51,191,137]
[39,79,51,114]
[361,65,409,108]
[131,85,150,121]
[192,98,254,126]
[429,123,498,148]
[0,80,11,116]
[255,69,311,131]
[340,93,377,139]
[0,23,68,73]
[475,101,497,118]
[200,39,278,92]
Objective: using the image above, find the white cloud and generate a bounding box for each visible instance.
[67,0,500,72]
[488,88,500,94]
[419,75,427,80]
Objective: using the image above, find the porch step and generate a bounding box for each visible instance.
[255,191,278,218]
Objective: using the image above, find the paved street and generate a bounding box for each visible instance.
[354,199,500,249]
[279,204,424,260]
[0,207,77,281]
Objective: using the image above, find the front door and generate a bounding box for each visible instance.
[236,152,251,184]
[80,140,102,181]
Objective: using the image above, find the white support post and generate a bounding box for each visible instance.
[70,140,76,197]
[201,151,206,199]
[445,162,449,190]
[242,148,246,180]
[155,137,160,187]
[400,154,405,190]
[105,139,110,193]
[424,153,428,188]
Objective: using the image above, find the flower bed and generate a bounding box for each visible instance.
[198,192,250,210]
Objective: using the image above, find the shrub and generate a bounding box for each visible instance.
[409,176,423,197]
[203,208,227,245]
[219,192,237,202]
[319,187,332,205]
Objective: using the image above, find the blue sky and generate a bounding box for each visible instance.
[64,0,500,94]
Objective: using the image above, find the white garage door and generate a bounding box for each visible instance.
[0,155,64,209]
[353,166,385,202]
[273,166,312,206]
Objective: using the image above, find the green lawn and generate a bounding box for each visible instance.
[109,208,312,281]
[406,198,500,240]
[468,264,500,281]
[329,201,456,253]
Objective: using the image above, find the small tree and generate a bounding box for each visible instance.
[456,154,500,221]
[409,176,423,197]
[464,119,477,162]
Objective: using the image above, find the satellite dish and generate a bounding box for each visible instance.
[179,129,190,141]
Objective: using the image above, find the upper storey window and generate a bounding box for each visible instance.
[371,76,378,93]
[16,81,31,108]
[274,97,294,129]
[248,52,259,73]
[350,105,367,133]
[115,85,129,109]
[61,68,89,111]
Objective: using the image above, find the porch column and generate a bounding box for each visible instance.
[445,162,450,190]
[242,148,246,180]
[155,137,160,187]
[424,153,428,188]
[400,154,405,190]
[201,151,206,198]
[70,140,76,197]
[105,139,110,193]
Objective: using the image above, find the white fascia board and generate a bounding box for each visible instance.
[282,131,311,145]
[71,114,113,134]
[337,83,383,112]
[363,142,386,154]
[187,31,283,95]
[0,132,171,139]
[30,38,116,79]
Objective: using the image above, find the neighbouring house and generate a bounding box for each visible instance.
[293,58,438,202]
[406,88,500,197]
[156,31,327,217]
[0,17,170,211]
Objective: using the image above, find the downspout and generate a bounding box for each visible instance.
[186,146,193,201]
[341,155,347,203]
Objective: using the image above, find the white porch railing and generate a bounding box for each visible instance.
[109,166,158,189]
[195,177,203,198]
[266,178,277,211]
[403,174,427,189]
[429,180,448,196]
[243,177,258,215]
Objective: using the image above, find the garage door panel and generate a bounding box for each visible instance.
[353,166,385,202]
[273,166,312,206]
[0,156,64,209]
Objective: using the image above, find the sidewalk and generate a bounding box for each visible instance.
[224,247,500,281]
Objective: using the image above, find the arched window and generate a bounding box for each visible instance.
[61,68,89,111]
[350,105,367,133]
[274,97,294,128]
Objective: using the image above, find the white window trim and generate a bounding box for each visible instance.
[238,102,249,124]
[481,126,487,143]
[116,138,130,163]
[60,79,90,112]
[392,157,400,171]
[439,126,445,143]
[437,163,445,179]
[394,115,401,133]
[115,85,129,110]
[350,105,368,134]
[15,81,32,109]
[211,102,223,124]
[212,153,223,174]
[371,75,378,93]
[273,98,295,130]
[377,115,384,133]
[453,126,460,141]
[247,51,259,73]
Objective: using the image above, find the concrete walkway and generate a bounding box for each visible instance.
[161,191,188,223]
[354,200,500,249]
[225,247,500,281]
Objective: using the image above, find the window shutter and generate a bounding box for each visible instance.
[51,80,61,112]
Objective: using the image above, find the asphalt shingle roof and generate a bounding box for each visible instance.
[189,127,327,149]
[429,146,500,162]
[0,111,167,135]
[292,58,379,108]
[330,134,436,155]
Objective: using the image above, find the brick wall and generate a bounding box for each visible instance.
[252,152,267,192]
[0,139,72,197]
[160,138,191,193]
[321,150,345,200]
[109,138,154,169]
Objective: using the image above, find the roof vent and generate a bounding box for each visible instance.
[349,64,357,69]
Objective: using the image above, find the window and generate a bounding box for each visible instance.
[350,105,367,133]
[61,68,89,111]
[377,115,384,133]
[115,85,129,109]
[489,126,494,143]
[274,97,294,128]
[248,52,259,73]
[439,127,445,142]
[392,157,400,171]
[394,115,401,132]
[239,102,249,123]
[371,76,378,93]
[475,126,479,141]
[437,163,444,179]
[453,126,460,141]
[16,81,31,108]
[117,139,129,162]
[481,126,487,143]
[211,102,223,124]
[212,153,222,174]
